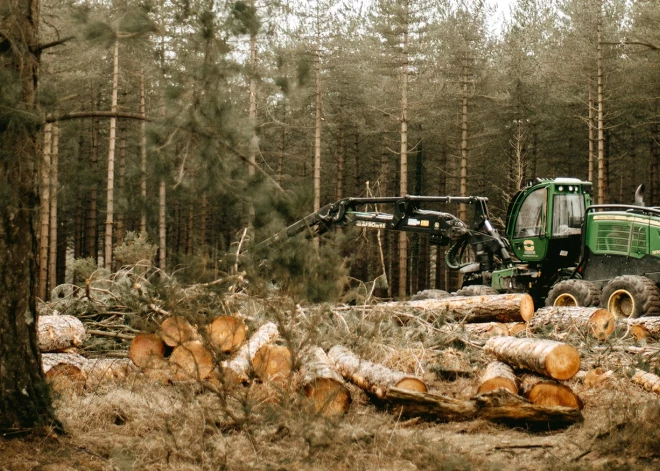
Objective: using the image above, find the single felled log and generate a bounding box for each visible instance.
[404,293,535,323]
[328,345,427,399]
[42,353,135,383]
[45,363,87,393]
[520,375,582,409]
[622,317,660,341]
[159,316,197,347]
[253,344,292,382]
[42,352,88,374]
[461,322,509,338]
[631,369,660,395]
[170,340,214,381]
[221,322,279,383]
[129,333,166,368]
[484,336,581,381]
[385,387,477,422]
[207,315,247,353]
[37,314,87,352]
[477,361,518,395]
[300,346,351,415]
[385,387,583,429]
[529,307,615,340]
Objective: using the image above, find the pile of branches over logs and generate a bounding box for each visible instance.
[40,289,660,430]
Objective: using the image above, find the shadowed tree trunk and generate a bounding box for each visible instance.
[105,37,120,270]
[48,123,59,293]
[38,123,52,301]
[0,0,60,433]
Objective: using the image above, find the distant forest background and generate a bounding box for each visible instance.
[31,0,660,300]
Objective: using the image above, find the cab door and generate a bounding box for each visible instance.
[510,187,549,261]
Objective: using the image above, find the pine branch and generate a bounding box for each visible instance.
[46,111,151,123]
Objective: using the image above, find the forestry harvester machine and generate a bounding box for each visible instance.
[256,177,660,317]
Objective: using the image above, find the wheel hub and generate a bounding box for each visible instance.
[608,289,635,318]
[553,293,578,307]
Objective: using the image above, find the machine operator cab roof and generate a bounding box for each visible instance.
[505,178,592,263]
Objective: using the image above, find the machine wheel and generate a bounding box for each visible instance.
[545,280,601,307]
[456,285,499,297]
[600,275,660,318]
[410,289,451,301]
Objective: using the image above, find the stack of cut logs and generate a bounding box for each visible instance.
[38,314,134,389]
[38,292,660,426]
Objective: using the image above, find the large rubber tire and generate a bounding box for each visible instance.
[545,280,601,307]
[410,289,451,301]
[456,285,499,297]
[600,275,660,318]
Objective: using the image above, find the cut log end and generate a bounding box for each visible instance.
[519,294,535,321]
[253,345,292,382]
[395,377,428,393]
[304,378,351,416]
[170,340,214,381]
[589,309,616,340]
[160,316,197,347]
[545,344,581,381]
[208,316,247,353]
[526,382,583,410]
[477,378,518,395]
[129,333,165,368]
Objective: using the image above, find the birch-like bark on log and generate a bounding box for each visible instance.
[477,361,518,395]
[484,336,580,380]
[221,322,278,383]
[300,346,351,415]
[37,315,87,352]
[631,369,660,395]
[623,317,660,341]
[529,307,615,340]
[328,345,427,399]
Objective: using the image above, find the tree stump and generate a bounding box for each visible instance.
[484,336,581,380]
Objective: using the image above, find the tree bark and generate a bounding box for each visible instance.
[0,0,60,432]
[597,4,606,204]
[115,132,126,248]
[399,293,535,323]
[39,123,53,301]
[221,322,278,383]
[48,124,59,295]
[631,369,660,395]
[159,179,166,270]
[105,37,120,270]
[528,306,615,340]
[459,55,469,222]
[484,336,581,381]
[300,346,351,416]
[398,4,409,298]
[477,361,518,395]
[37,315,87,353]
[327,344,426,399]
[140,69,148,235]
[313,47,322,215]
[622,317,660,341]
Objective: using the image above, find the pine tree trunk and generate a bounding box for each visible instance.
[354,130,361,194]
[159,179,166,270]
[596,5,605,204]
[588,82,595,183]
[85,90,99,260]
[314,48,322,215]
[0,0,61,431]
[398,7,409,298]
[116,131,126,248]
[104,37,120,270]
[459,55,469,221]
[336,122,344,200]
[39,123,52,301]
[200,193,208,250]
[248,2,258,179]
[139,69,148,235]
[48,123,59,294]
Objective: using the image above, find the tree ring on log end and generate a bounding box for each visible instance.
[395,377,428,393]
[545,344,580,380]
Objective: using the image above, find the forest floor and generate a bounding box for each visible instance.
[3,291,660,471]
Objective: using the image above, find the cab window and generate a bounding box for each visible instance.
[552,194,585,237]
[514,188,547,238]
